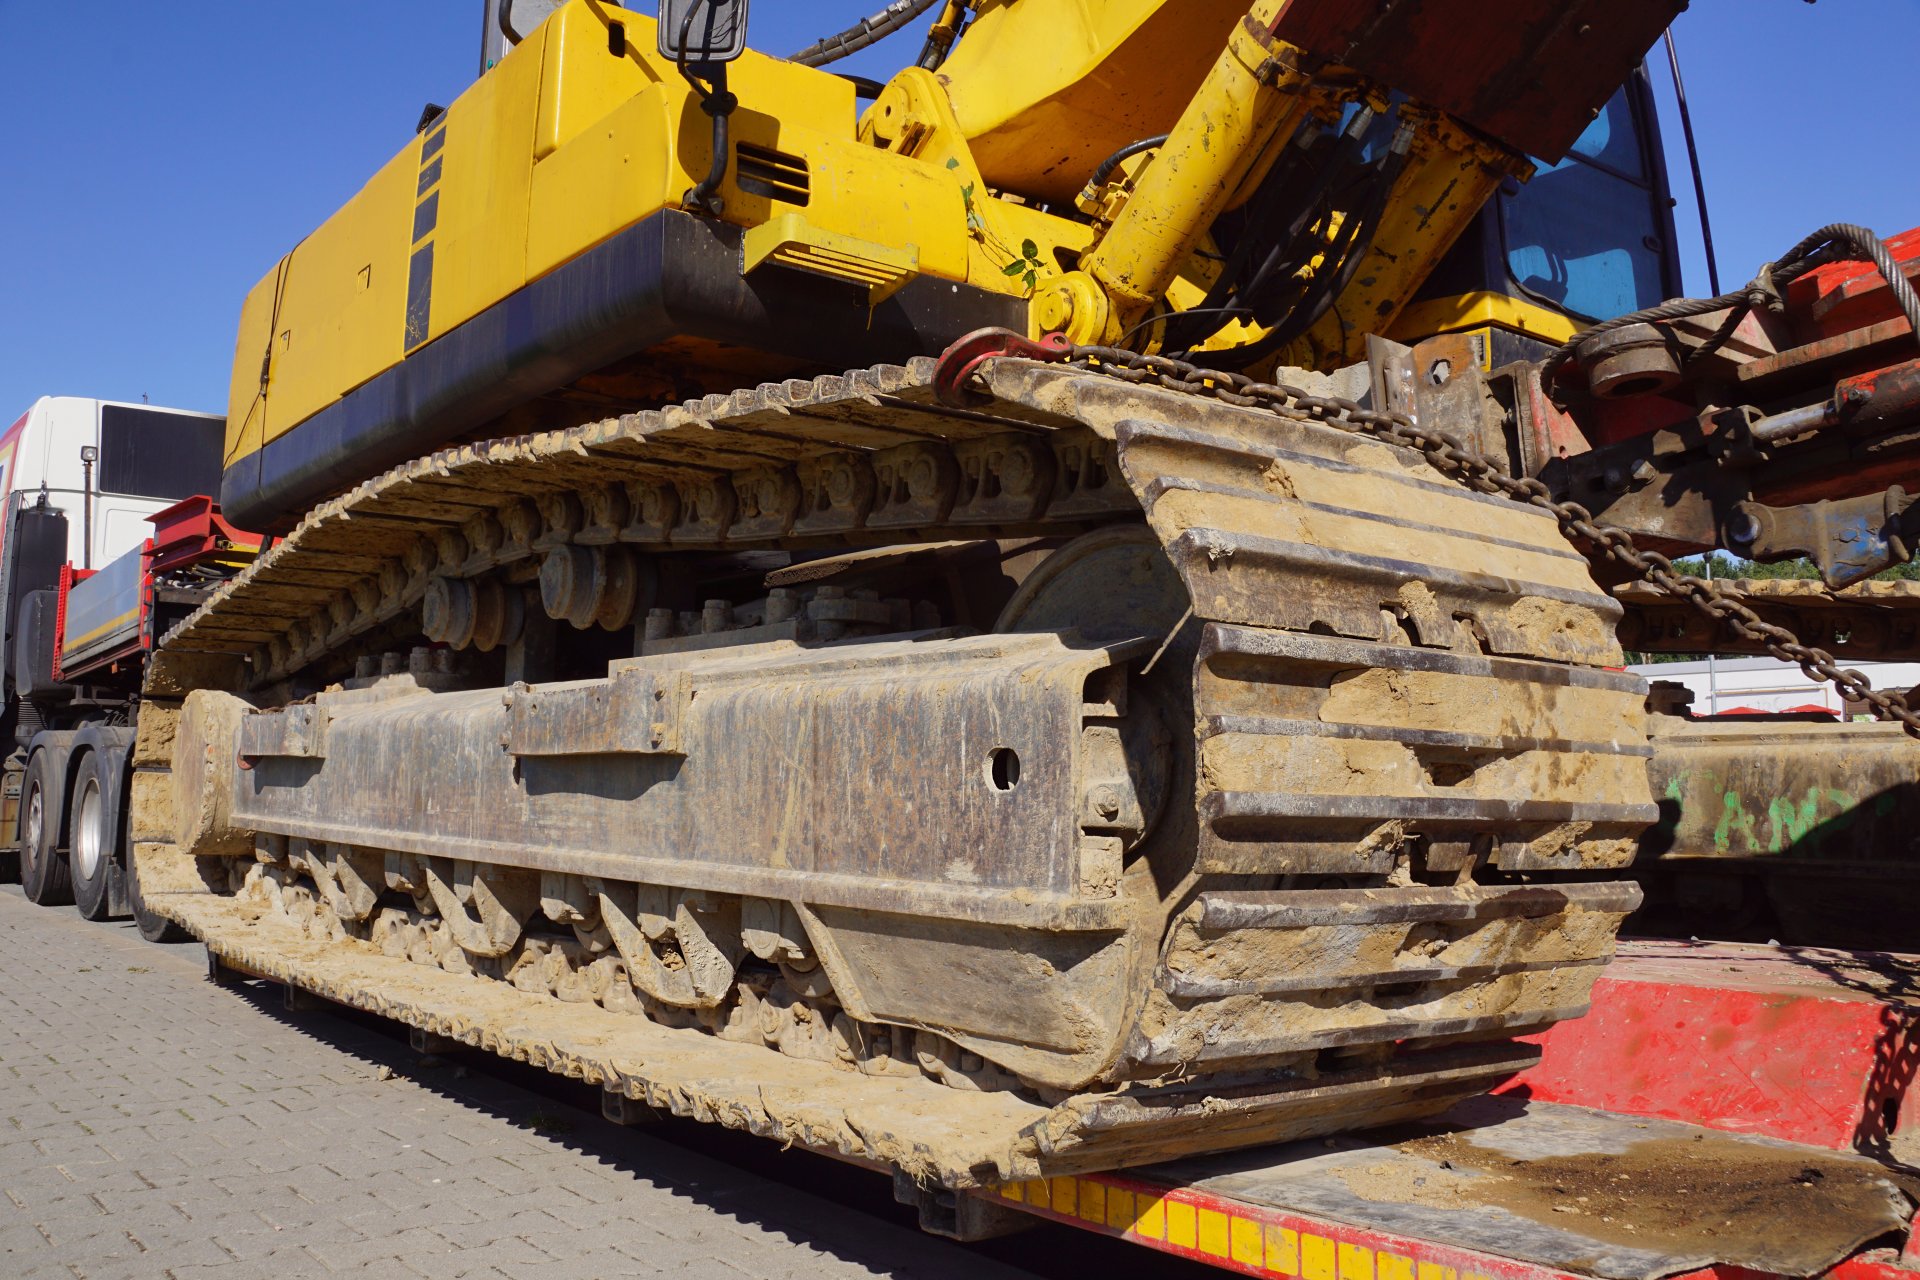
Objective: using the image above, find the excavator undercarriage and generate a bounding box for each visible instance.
[138,350,1649,1184]
[101,0,1920,1194]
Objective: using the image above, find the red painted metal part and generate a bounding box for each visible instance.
[1791,227,1920,341]
[136,536,154,660]
[146,494,259,577]
[1535,224,1920,460]
[1836,357,1920,432]
[1834,1246,1920,1280]
[932,327,1071,406]
[1504,940,1920,1154]
[1269,0,1684,162]
[973,942,1920,1278]
[1516,362,1695,457]
[48,563,95,684]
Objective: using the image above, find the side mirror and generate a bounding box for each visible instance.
[658,0,750,65]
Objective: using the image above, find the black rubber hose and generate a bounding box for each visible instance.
[1088,135,1170,190]
[1185,147,1411,367]
[837,73,887,99]
[1136,139,1320,355]
[915,5,967,70]
[1234,135,1374,313]
[790,0,943,67]
[1163,109,1379,354]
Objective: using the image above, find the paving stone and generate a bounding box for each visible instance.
[0,887,1037,1279]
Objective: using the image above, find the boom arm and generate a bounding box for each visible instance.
[964,0,1685,358]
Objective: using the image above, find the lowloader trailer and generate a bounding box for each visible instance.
[952,938,1920,1278]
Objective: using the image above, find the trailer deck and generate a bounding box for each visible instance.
[972,940,1920,1279]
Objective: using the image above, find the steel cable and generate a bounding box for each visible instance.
[1543,223,1920,395]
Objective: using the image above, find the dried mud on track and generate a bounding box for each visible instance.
[0,886,1047,1279]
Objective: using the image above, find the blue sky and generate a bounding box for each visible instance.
[2,1,1915,420]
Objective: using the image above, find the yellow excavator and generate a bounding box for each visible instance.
[115,0,1920,1195]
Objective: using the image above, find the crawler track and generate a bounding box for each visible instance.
[131,354,1653,1185]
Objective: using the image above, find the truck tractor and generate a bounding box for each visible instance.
[0,397,252,920]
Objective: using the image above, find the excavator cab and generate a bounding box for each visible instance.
[1392,66,1684,367]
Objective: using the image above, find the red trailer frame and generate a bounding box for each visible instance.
[973,941,1920,1280]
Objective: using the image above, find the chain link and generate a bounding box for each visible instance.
[1065,344,1920,738]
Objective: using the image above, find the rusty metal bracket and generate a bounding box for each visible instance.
[237,703,328,760]
[1736,485,1917,589]
[505,666,691,756]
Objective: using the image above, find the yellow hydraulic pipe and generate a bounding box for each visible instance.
[1029,0,1313,346]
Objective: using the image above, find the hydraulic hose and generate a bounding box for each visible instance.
[684,70,735,215]
[1088,135,1170,190]
[790,0,943,67]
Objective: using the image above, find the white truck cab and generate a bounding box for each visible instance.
[0,396,226,574]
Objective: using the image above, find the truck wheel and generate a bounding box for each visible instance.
[127,835,188,944]
[69,753,121,921]
[19,751,72,907]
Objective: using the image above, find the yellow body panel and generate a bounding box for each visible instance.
[940,0,1249,204]
[426,22,546,347]
[228,2,1040,463]
[224,0,1564,492]
[533,2,662,161]
[226,142,417,464]
[1388,291,1582,347]
[523,78,676,281]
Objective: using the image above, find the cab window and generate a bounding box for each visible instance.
[1499,87,1667,321]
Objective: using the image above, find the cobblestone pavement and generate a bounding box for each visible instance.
[0,886,1043,1280]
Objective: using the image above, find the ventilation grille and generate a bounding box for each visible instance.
[736,143,810,206]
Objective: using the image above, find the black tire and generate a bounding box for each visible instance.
[69,752,122,921]
[19,750,72,906]
[126,802,189,944]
